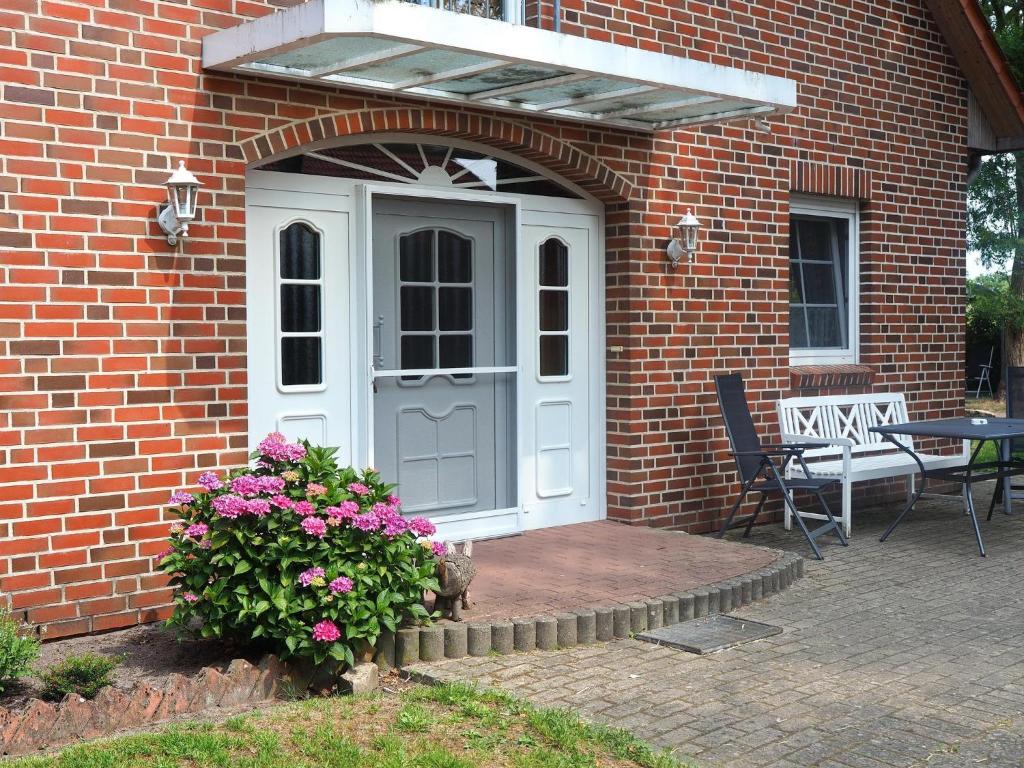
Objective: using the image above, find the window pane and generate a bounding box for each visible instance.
[400,230,434,283]
[439,287,472,331]
[790,307,808,349]
[400,286,434,331]
[280,222,320,280]
[540,336,568,376]
[438,231,472,283]
[539,290,568,331]
[789,265,804,303]
[281,337,322,386]
[440,335,472,370]
[280,284,321,333]
[795,219,834,262]
[539,239,568,287]
[806,307,843,347]
[801,263,838,304]
[401,335,434,369]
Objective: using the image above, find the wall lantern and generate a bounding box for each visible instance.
[666,208,701,268]
[156,160,202,246]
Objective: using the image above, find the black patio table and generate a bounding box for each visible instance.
[870,418,1024,556]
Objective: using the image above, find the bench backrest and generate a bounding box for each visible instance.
[776,392,912,458]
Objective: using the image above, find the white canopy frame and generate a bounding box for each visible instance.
[203,0,797,132]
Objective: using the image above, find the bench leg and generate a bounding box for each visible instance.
[842,478,852,538]
[783,488,793,531]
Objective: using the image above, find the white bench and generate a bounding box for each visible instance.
[776,392,968,536]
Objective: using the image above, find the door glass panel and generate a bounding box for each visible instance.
[280,284,321,332]
[280,222,321,279]
[538,238,570,378]
[278,221,324,387]
[539,290,567,331]
[400,230,435,282]
[539,239,568,287]
[400,286,434,331]
[281,337,322,386]
[401,335,434,370]
[439,287,472,331]
[438,231,472,283]
[440,335,473,373]
[539,336,568,377]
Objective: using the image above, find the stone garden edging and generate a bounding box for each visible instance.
[0,655,290,757]
[378,549,804,669]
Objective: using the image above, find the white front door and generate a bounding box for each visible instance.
[247,169,605,542]
[371,198,517,540]
[245,187,357,463]
[519,207,602,530]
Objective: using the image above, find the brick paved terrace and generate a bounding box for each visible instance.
[413,485,1024,767]
[455,520,779,622]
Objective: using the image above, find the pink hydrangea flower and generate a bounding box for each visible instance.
[432,541,447,558]
[198,539,212,550]
[306,483,327,497]
[258,432,307,463]
[347,482,370,496]
[230,475,286,496]
[352,513,379,532]
[246,498,271,517]
[326,500,359,520]
[197,472,222,491]
[169,522,184,535]
[184,523,208,538]
[212,494,248,519]
[271,494,293,509]
[293,500,316,517]
[329,576,353,594]
[299,566,326,587]
[311,619,340,642]
[182,592,200,603]
[387,495,401,507]
[154,547,174,562]
[301,517,327,538]
[169,491,194,506]
[381,514,409,539]
[408,517,436,537]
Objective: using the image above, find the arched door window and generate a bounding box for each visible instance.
[278,221,324,388]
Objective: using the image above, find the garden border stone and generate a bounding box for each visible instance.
[392,547,803,668]
[0,654,292,757]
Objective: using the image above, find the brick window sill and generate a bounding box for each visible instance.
[790,364,875,390]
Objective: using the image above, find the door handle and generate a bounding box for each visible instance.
[372,314,384,369]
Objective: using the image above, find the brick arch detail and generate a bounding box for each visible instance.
[239,107,637,205]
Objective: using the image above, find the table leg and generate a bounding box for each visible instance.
[1002,438,1012,516]
[880,434,927,543]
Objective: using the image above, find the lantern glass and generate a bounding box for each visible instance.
[684,222,698,251]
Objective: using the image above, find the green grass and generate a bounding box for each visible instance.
[6,681,690,768]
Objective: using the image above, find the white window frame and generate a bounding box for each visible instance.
[788,195,859,366]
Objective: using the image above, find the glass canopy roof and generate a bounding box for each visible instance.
[203,0,797,132]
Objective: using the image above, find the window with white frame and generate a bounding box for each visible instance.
[789,197,858,365]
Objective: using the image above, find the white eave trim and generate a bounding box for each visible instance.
[202,0,798,132]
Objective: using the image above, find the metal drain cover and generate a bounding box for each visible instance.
[637,615,782,654]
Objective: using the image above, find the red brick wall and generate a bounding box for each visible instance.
[0,0,968,637]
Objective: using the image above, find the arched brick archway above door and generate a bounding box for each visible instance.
[238,107,638,206]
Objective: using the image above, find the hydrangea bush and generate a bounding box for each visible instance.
[158,433,443,666]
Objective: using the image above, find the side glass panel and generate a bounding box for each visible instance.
[538,238,569,377]
[279,222,324,387]
[399,229,475,382]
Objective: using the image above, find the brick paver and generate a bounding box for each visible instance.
[412,487,1024,767]
[460,520,778,621]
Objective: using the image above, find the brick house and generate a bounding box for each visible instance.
[2,0,1023,639]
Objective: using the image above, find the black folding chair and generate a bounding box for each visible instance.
[992,366,1024,514]
[714,373,848,560]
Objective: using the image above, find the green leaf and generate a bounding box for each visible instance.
[233,560,252,576]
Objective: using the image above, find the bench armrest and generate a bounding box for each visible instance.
[780,434,856,448]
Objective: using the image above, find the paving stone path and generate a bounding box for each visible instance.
[411,488,1024,767]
